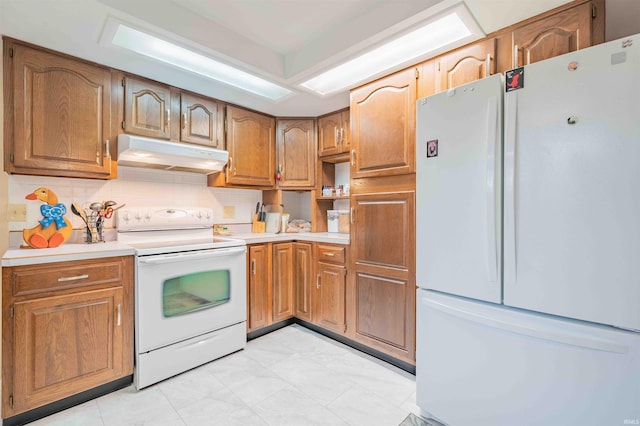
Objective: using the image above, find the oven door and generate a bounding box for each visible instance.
[136,246,246,353]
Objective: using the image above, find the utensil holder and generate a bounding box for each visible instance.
[85,215,104,243]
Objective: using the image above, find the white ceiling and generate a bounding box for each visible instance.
[0,0,637,117]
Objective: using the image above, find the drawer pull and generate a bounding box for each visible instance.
[57,274,89,282]
[323,252,335,257]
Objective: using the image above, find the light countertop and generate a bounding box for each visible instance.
[231,232,349,245]
[2,232,349,267]
[1,242,136,267]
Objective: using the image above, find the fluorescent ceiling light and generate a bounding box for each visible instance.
[301,10,475,96]
[111,24,292,100]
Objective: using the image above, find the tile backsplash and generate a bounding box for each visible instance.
[8,166,262,233]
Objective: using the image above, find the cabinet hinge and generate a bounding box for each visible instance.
[8,47,14,58]
[343,268,347,277]
[121,121,125,130]
[9,305,14,319]
[9,395,13,408]
[9,153,14,164]
[121,78,126,87]
[415,68,419,80]
[344,324,347,333]
[591,3,597,19]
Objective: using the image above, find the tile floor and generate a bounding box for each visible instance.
[30,324,421,426]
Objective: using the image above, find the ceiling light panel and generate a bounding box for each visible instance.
[301,5,482,96]
[110,23,292,100]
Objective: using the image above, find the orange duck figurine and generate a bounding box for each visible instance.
[23,187,72,249]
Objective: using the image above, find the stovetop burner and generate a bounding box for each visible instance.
[116,207,245,255]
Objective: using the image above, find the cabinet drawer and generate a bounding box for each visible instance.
[316,244,346,264]
[8,258,125,297]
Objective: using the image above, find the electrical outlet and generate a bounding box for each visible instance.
[8,204,27,222]
[222,206,235,219]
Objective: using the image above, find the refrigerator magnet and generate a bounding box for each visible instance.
[427,140,438,158]
[505,67,524,92]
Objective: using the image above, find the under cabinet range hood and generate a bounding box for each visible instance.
[117,134,228,174]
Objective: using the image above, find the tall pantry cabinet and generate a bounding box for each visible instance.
[348,66,418,365]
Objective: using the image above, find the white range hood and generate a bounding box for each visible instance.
[117,134,228,174]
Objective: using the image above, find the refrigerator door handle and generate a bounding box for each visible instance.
[485,95,499,283]
[504,92,517,286]
[422,296,629,354]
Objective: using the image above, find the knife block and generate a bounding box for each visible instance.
[252,214,265,233]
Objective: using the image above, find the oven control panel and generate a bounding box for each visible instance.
[116,207,214,231]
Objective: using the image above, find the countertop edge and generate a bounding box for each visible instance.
[2,233,349,266]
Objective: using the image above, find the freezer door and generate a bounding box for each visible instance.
[416,289,640,426]
[503,35,640,330]
[416,74,502,303]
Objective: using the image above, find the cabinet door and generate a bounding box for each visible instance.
[294,243,313,322]
[340,110,351,154]
[276,119,316,189]
[351,191,416,362]
[226,105,275,187]
[350,67,417,178]
[123,76,172,140]
[272,243,294,322]
[11,288,124,415]
[513,2,593,68]
[247,244,270,332]
[9,44,112,178]
[180,92,222,148]
[435,38,496,92]
[316,262,346,334]
[318,111,342,157]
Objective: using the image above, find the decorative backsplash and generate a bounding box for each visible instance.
[7,166,262,234]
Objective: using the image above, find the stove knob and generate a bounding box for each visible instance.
[123,211,130,222]
[197,211,203,219]
[145,211,151,219]
[135,212,142,221]
[205,210,212,219]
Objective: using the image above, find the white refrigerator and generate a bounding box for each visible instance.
[416,35,640,426]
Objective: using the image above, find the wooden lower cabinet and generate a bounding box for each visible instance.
[247,242,296,332]
[247,244,271,332]
[350,189,416,364]
[2,256,134,418]
[272,243,294,322]
[315,261,346,334]
[294,242,314,322]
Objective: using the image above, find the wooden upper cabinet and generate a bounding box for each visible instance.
[318,109,350,157]
[224,105,275,187]
[123,76,172,140]
[350,67,417,179]
[179,92,223,148]
[435,38,497,93]
[276,118,316,189]
[512,1,598,68]
[5,42,113,178]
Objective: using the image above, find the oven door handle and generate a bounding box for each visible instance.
[138,247,246,264]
